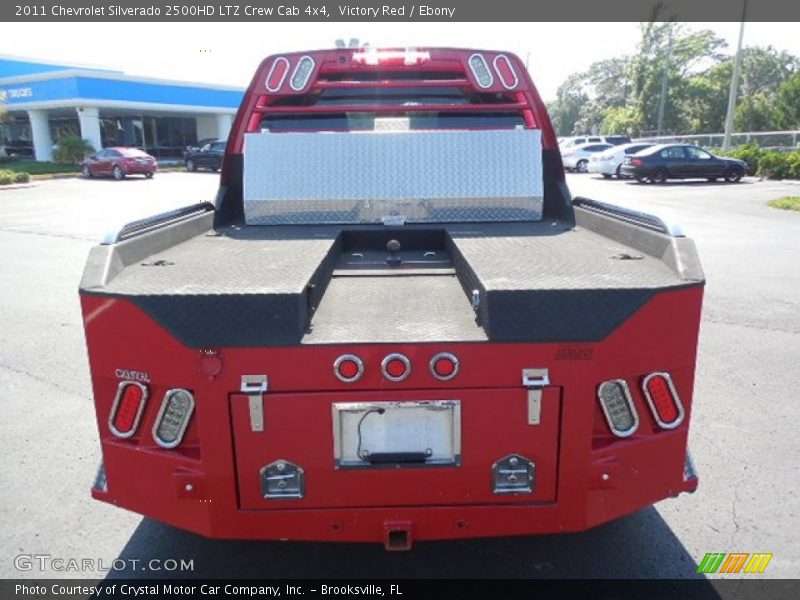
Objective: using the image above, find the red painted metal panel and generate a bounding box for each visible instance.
[230,387,561,509]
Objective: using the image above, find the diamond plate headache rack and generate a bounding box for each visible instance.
[572,197,685,237]
[102,202,214,245]
[243,129,544,225]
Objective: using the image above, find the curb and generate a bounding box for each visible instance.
[0,183,38,190]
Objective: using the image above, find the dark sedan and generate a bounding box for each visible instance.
[621,144,746,184]
[185,140,225,172]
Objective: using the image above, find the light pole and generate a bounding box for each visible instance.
[723,0,748,151]
[656,26,674,137]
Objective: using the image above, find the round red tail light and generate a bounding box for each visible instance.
[382,353,410,382]
[430,352,459,381]
[334,354,364,383]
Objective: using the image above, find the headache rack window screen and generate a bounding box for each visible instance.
[243,128,544,225]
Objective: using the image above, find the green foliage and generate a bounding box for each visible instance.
[0,160,78,175]
[13,171,30,183]
[0,170,16,185]
[774,72,800,129]
[718,143,763,175]
[547,20,799,137]
[600,106,643,136]
[734,93,778,131]
[756,150,800,179]
[53,135,95,164]
[768,196,800,211]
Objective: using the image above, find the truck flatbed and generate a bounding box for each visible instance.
[85,207,700,347]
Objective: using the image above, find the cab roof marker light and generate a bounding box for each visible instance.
[152,388,195,449]
[108,381,148,439]
[352,49,430,66]
[265,57,290,92]
[289,56,315,91]
[493,54,519,90]
[642,372,685,429]
[597,379,639,438]
[468,53,494,88]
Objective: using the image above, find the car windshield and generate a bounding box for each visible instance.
[210,142,226,151]
[120,148,149,157]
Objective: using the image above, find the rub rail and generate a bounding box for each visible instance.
[102,202,214,245]
[572,196,685,237]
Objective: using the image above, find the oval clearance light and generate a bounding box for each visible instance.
[493,54,519,90]
[289,55,315,91]
[382,353,411,382]
[430,352,459,381]
[597,379,639,437]
[468,53,494,89]
[109,382,148,439]
[152,388,195,449]
[334,354,364,383]
[265,56,290,92]
[642,372,684,429]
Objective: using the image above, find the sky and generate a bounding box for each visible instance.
[1,22,799,101]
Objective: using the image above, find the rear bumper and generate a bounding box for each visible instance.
[620,165,649,178]
[588,159,617,175]
[92,435,699,545]
[124,163,157,174]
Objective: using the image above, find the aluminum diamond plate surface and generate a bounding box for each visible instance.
[243,129,544,225]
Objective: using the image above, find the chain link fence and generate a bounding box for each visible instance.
[635,130,800,150]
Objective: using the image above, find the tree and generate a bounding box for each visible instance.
[774,71,800,130]
[600,106,643,136]
[628,22,727,135]
[53,135,95,164]
[548,73,589,136]
[734,93,778,132]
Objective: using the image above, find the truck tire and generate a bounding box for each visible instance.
[82,165,92,179]
[112,165,125,181]
[650,168,668,184]
[186,159,196,172]
[724,166,743,183]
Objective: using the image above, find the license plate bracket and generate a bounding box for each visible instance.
[332,400,461,469]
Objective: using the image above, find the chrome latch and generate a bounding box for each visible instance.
[241,375,268,432]
[522,368,549,425]
[260,460,305,499]
[492,454,535,494]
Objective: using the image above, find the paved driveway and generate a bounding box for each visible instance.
[0,172,798,580]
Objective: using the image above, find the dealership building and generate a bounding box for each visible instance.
[0,56,244,161]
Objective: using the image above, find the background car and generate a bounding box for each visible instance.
[561,142,613,172]
[560,134,631,151]
[81,147,157,180]
[184,138,220,157]
[589,142,655,178]
[185,140,226,172]
[621,144,746,184]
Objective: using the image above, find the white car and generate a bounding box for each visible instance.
[588,142,655,178]
[561,142,613,172]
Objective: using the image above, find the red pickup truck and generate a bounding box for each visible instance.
[81,47,703,550]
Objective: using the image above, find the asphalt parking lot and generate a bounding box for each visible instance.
[1,171,798,581]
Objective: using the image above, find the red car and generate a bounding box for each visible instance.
[81,147,157,180]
